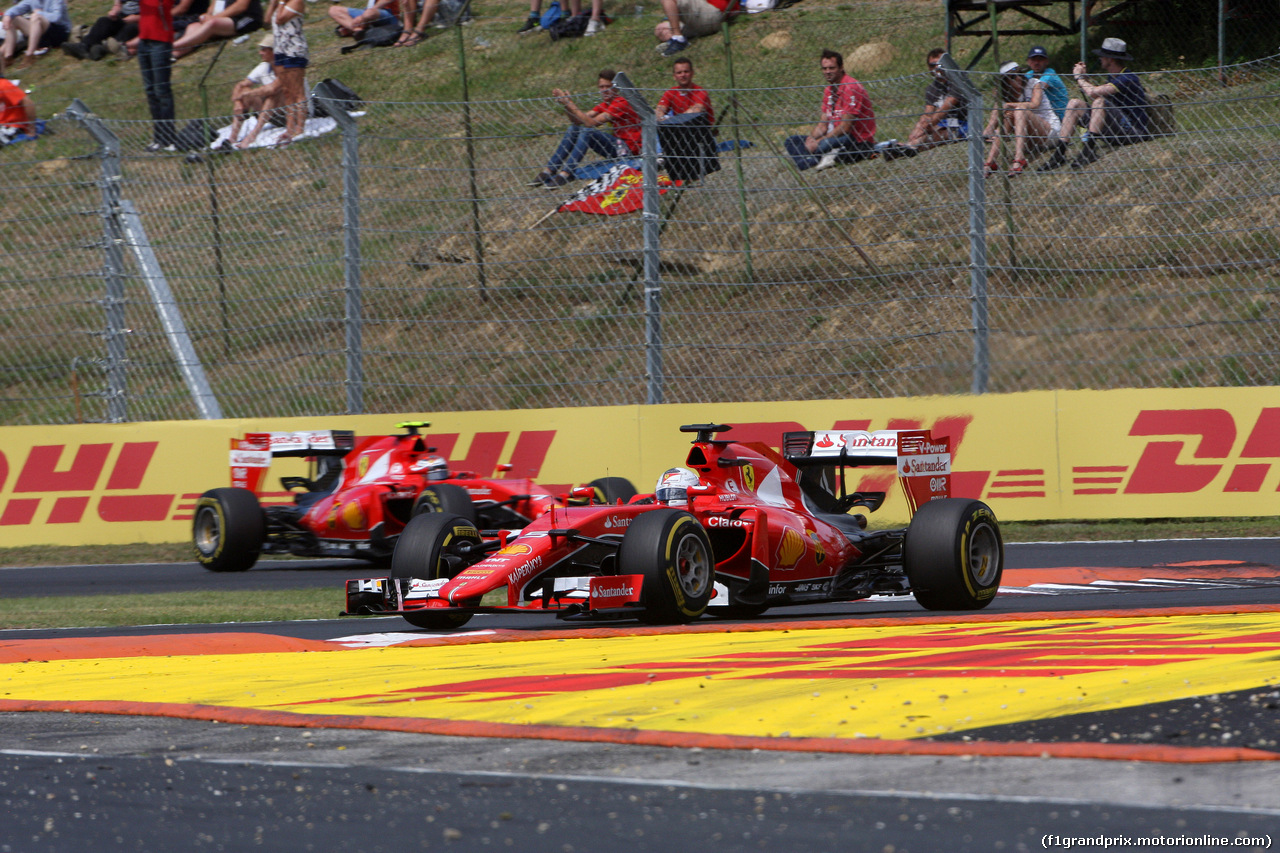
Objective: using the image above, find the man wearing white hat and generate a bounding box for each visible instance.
[1040,36,1150,171]
[225,31,279,146]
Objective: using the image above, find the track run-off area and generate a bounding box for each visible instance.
[3,540,1280,763]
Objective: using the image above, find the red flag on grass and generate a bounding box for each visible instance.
[557,165,680,216]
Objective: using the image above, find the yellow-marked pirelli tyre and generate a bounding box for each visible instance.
[391,512,481,630]
[411,483,478,524]
[904,498,1004,610]
[588,477,638,505]
[192,488,266,573]
[619,509,714,624]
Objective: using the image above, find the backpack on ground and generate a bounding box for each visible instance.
[311,79,363,119]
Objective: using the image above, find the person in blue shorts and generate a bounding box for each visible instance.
[1040,37,1150,171]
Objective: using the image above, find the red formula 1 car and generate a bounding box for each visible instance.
[192,422,636,572]
[344,423,1004,630]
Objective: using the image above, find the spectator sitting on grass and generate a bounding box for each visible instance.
[783,48,876,172]
[171,0,263,58]
[656,56,713,125]
[223,31,278,146]
[1,0,72,71]
[1040,37,1151,172]
[516,0,604,37]
[329,0,402,48]
[0,73,35,138]
[980,61,1029,176]
[883,48,967,160]
[654,0,737,57]
[62,0,139,60]
[531,68,640,189]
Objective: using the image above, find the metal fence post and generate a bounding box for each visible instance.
[615,72,663,405]
[941,56,989,395]
[66,99,129,423]
[317,83,364,415]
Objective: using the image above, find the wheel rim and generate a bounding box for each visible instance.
[673,532,712,599]
[193,505,220,556]
[967,522,1001,587]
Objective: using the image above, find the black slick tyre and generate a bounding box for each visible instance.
[411,483,478,524]
[618,509,713,624]
[588,476,638,505]
[903,498,1003,610]
[192,487,265,573]
[391,512,481,630]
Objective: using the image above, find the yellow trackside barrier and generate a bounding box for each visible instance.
[0,387,1276,547]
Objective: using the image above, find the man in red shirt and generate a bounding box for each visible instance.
[656,57,713,126]
[137,0,177,152]
[0,77,34,136]
[784,48,877,172]
[655,58,719,183]
[532,69,641,190]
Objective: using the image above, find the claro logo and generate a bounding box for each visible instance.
[0,442,174,525]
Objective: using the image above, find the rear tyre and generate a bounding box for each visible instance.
[391,512,481,630]
[588,476,638,505]
[904,498,1003,610]
[411,483,478,524]
[192,488,265,573]
[618,509,713,624]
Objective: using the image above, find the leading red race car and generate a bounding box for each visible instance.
[343,423,1004,629]
[192,421,635,571]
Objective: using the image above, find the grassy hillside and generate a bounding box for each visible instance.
[4,1,1278,424]
[25,0,952,125]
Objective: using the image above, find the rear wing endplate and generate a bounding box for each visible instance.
[783,428,951,514]
[229,430,355,492]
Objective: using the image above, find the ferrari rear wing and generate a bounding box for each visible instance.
[229,430,355,492]
[782,429,951,514]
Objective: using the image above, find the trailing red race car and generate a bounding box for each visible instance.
[343,422,1004,629]
[192,421,636,572]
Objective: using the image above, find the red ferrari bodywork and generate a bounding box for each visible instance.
[345,423,1001,626]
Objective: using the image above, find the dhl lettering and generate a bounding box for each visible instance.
[0,441,177,525]
[1125,408,1280,494]
[419,431,554,480]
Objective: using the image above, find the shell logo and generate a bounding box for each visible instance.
[342,501,367,531]
[498,543,533,556]
[775,526,805,570]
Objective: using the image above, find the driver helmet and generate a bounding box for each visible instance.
[424,455,451,482]
[655,467,701,506]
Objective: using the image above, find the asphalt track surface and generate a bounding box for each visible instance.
[2,539,1278,852]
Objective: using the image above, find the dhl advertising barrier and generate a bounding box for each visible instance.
[0,387,1276,547]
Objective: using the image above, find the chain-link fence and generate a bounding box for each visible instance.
[2,23,1277,424]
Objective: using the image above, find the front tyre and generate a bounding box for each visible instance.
[904,498,1003,610]
[390,512,481,630]
[411,483,478,524]
[618,509,713,624]
[192,488,265,572]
